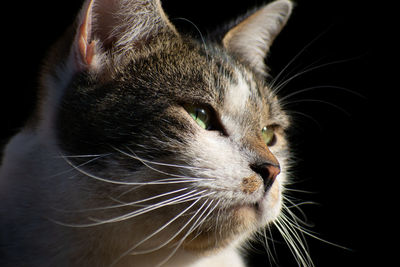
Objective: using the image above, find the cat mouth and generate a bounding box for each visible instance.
[263,175,277,193]
[230,176,282,226]
[222,174,281,219]
[255,179,282,221]
[227,183,280,223]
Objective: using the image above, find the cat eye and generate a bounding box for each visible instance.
[262,126,276,146]
[184,105,211,130]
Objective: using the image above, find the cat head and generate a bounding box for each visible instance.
[39,0,292,255]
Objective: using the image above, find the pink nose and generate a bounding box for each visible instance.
[250,163,280,192]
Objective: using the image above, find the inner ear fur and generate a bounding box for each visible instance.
[222,0,293,76]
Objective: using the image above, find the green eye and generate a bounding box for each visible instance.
[185,105,211,130]
[262,126,276,146]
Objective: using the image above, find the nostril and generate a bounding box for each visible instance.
[250,163,280,192]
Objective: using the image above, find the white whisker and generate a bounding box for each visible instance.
[88,190,207,225]
[58,188,191,213]
[274,216,314,267]
[183,199,221,244]
[114,146,206,178]
[270,190,352,267]
[51,190,210,228]
[284,188,316,194]
[274,58,356,95]
[283,197,314,227]
[63,156,209,185]
[264,226,278,267]
[155,198,219,267]
[282,98,351,116]
[282,205,351,251]
[113,146,216,183]
[109,198,204,266]
[131,199,212,256]
[270,28,332,90]
[279,85,365,104]
[51,153,111,178]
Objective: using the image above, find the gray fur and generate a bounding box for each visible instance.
[0,1,301,267]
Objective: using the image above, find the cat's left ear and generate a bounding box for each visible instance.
[223,0,293,76]
[71,0,178,72]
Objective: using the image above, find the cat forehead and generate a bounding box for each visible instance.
[115,36,275,119]
[205,49,273,121]
[215,62,280,135]
[225,71,252,110]
[218,64,264,109]
[117,37,262,98]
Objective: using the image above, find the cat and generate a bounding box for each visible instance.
[0,0,304,266]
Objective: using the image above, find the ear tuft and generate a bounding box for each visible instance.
[223,0,293,75]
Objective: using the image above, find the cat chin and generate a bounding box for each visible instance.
[178,180,282,254]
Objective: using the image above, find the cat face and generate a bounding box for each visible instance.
[41,0,292,255]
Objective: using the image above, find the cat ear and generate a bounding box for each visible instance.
[71,0,178,71]
[222,0,293,75]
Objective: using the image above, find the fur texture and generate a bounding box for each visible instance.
[0,1,299,266]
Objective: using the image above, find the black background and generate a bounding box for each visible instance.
[0,0,394,266]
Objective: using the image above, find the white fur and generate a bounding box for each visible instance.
[188,246,245,267]
[225,71,250,112]
[186,128,284,223]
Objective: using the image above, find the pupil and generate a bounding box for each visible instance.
[196,109,206,120]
